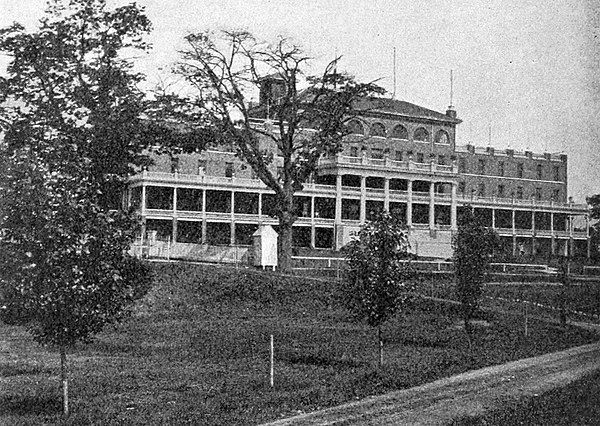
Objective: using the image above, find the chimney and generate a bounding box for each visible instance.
[446,105,457,119]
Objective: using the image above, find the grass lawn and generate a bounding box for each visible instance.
[451,369,600,426]
[0,262,597,425]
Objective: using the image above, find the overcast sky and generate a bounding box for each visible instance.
[1,0,599,202]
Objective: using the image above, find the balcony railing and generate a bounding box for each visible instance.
[318,155,458,174]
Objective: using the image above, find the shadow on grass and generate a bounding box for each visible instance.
[0,394,61,416]
[0,363,53,377]
[284,353,364,369]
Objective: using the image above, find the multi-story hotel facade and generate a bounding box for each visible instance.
[128,92,590,261]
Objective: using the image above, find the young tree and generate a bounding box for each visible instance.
[452,207,499,338]
[0,0,153,416]
[171,30,384,272]
[341,211,413,368]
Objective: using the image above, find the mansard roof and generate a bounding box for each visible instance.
[353,97,462,125]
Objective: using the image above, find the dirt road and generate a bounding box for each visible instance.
[262,341,600,425]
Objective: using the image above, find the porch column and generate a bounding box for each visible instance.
[335,174,342,224]
[451,182,457,230]
[384,178,390,211]
[310,196,316,249]
[550,212,556,255]
[230,191,235,245]
[429,181,435,230]
[360,175,366,224]
[512,209,516,256]
[172,187,178,243]
[201,189,207,244]
[407,179,413,228]
[258,193,263,224]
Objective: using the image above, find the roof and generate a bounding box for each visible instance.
[353,97,462,124]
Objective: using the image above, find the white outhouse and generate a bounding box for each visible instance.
[252,225,278,270]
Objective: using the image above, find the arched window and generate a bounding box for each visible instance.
[414,127,429,142]
[391,124,408,139]
[370,122,386,137]
[434,130,450,144]
[347,120,365,135]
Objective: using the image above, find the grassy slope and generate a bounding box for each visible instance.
[0,262,597,425]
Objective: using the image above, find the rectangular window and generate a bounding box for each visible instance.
[458,182,466,194]
[478,159,486,175]
[197,159,206,175]
[170,157,179,174]
[416,152,425,163]
[516,186,523,199]
[517,163,524,179]
[350,146,359,157]
[371,148,384,159]
[553,166,560,181]
[497,184,505,198]
[459,158,467,173]
[536,164,543,180]
[553,189,560,200]
[498,161,505,176]
[395,151,403,161]
[535,187,542,200]
[438,155,446,165]
[478,183,485,197]
[225,162,234,178]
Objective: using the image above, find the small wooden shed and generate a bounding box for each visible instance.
[252,225,278,270]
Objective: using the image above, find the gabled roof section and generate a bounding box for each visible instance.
[353,97,462,124]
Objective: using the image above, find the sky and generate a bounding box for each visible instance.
[1,0,599,202]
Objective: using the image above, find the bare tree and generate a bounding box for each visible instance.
[171,30,383,272]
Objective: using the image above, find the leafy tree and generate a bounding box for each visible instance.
[170,30,384,272]
[452,206,499,339]
[341,211,413,367]
[0,0,153,416]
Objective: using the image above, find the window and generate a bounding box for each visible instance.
[225,162,234,178]
[416,152,425,163]
[536,164,543,180]
[517,163,524,178]
[370,122,386,137]
[478,159,486,174]
[414,127,429,142]
[391,124,408,139]
[535,187,542,200]
[434,130,450,144]
[478,183,485,197]
[552,189,560,200]
[498,161,505,176]
[371,148,384,159]
[497,184,505,198]
[438,155,446,165]
[349,146,359,157]
[459,158,467,173]
[458,182,466,194]
[347,120,365,135]
[170,157,179,174]
[197,159,206,175]
[516,186,523,199]
[553,166,560,181]
[395,151,403,161]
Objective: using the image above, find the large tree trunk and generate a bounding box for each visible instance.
[278,218,293,273]
[60,345,69,416]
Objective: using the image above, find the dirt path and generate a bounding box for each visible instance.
[262,341,600,425]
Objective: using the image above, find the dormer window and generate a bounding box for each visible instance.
[434,130,450,144]
[391,124,408,140]
[414,127,429,142]
[370,122,386,137]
